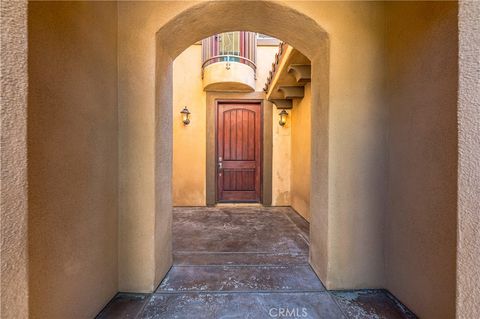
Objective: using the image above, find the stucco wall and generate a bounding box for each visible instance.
[285,1,387,289]
[291,83,311,220]
[28,2,118,318]
[271,109,291,206]
[0,1,29,318]
[385,3,458,318]
[457,1,480,318]
[117,1,196,293]
[172,45,206,206]
[256,46,279,92]
[172,44,277,206]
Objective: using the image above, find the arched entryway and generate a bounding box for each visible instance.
[136,1,330,292]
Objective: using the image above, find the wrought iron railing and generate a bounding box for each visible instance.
[201,31,257,77]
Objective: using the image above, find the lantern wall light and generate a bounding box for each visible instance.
[278,109,288,127]
[180,106,191,125]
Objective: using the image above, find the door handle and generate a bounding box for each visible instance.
[218,162,223,170]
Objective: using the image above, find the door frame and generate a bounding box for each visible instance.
[215,100,263,203]
[205,92,273,206]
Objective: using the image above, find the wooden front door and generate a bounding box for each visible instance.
[217,102,262,202]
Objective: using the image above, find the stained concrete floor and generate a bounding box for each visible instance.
[97,206,417,319]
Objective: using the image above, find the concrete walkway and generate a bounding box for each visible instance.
[97,207,416,318]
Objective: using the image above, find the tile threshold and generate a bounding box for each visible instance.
[174,251,307,255]
[154,290,328,295]
[172,263,309,267]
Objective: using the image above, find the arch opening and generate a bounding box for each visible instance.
[149,0,330,291]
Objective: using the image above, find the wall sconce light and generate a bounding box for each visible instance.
[278,109,288,126]
[180,106,191,125]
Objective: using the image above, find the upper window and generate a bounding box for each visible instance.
[218,32,240,56]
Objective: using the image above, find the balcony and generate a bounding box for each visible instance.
[202,31,257,92]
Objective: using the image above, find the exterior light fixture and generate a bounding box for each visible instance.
[180,106,191,125]
[278,109,288,126]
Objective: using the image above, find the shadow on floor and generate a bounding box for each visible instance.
[97,206,416,319]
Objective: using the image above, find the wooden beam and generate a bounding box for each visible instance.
[278,85,305,99]
[270,99,293,109]
[287,64,311,83]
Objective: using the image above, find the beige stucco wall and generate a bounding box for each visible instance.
[385,3,458,318]
[1,1,29,318]
[172,44,277,206]
[271,109,291,206]
[28,2,119,318]
[271,82,312,219]
[286,2,387,289]
[256,46,279,92]
[173,45,206,206]
[290,83,311,220]
[117,1,186,292]
[457,2,480,318]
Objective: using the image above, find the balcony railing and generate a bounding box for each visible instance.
[201,31,257,78]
